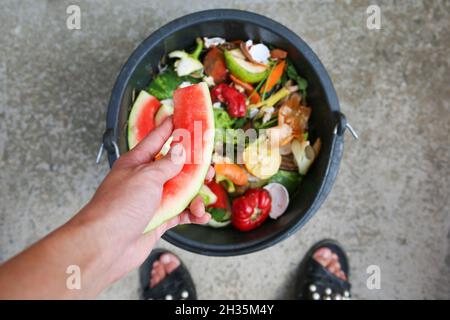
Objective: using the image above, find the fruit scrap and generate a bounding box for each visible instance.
[224,49,268,84]
[143,82,215,232]
[127,91,161,150]
[206,181,230,210]
[211,83,247,118]
[243,138,281,180]
[214,163,248,186]
[231,188,272,231]
[154,136,174,160]
[205,181,232,228]
[154,100,174,126]
[203,47,228,84]
[215,174,236,193]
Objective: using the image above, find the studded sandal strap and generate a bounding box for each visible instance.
[142,267,196,300]
[139,249,197,300]
[302,260,351,300]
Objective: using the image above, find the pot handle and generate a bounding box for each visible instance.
[335,112,359,139]
[318,112,357,201]
[96,129,120,164]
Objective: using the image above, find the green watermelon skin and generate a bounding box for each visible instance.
[144,82,215,232]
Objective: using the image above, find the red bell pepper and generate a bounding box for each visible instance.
[231,188,272,231]
[206,181,232,223]
[206,181,229,210]
[211,83,247,118]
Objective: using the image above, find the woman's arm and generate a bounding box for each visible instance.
[0,117,210,299]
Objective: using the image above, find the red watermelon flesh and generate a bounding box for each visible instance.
[144,82,215,232]
[128,91,161,150]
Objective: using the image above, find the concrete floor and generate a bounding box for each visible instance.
[0,0,449,299]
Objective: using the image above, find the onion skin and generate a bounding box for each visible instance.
[240,42,269,68]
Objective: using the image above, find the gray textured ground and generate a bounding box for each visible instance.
[0,0,449,299]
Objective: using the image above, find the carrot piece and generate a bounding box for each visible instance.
[259,60,286,94]
[230,74,253,91]
[230,74,261,104]
[214,163,248,186]
[249,90,261,104]
[270,49,288,59]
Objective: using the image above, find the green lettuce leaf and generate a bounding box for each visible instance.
[286,59,308,97]
[206,207,231,222]
[148,68,201,100]
[213,108,235,129]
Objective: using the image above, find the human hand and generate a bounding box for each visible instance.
[73,117,211,282]
[0,116,214,299]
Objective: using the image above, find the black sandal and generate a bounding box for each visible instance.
[295,239,351,300]
[139,249,197,300]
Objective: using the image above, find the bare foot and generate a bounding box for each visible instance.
[313,247,347,281]
[150,253,181,288]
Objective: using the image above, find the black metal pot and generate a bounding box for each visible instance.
[102,9,350,256]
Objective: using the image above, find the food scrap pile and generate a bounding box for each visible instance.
[129,37,321,232]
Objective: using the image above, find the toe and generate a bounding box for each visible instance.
[313,247,332,259]
[337,270,347,281]
[327,261,341,275]
[313,247,333,267]
[313,248,348,280]
[150,259,167,288]
[160,253,181,274]
[327,252,348,280]
[150,275,159,288]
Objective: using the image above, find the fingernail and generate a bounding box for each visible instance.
[322,249,332,258]
[160,254,171,264]
[171,143,184,156]
[170,143,185,165]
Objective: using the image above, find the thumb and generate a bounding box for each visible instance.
[149,143,186,183]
